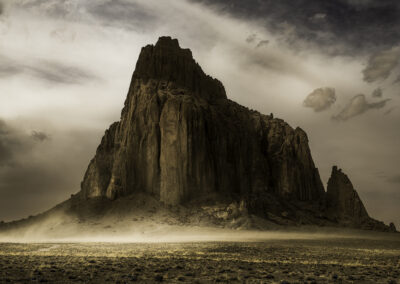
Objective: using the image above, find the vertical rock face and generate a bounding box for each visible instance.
[326,166,369,221]
[80,36,325,214]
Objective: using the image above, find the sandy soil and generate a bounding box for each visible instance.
[0,236,399,283]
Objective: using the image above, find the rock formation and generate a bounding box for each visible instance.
[1,36,390,233]
[389,222,397,232]
[325,166,393,230]
[74,36,396,231]
[80,36,326,217]
[326,166,369,221]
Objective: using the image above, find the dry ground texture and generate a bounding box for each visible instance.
[0,235,399,283]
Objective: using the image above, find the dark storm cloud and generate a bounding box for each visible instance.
[303,87,336,112]
[342,0,385,8]
[193,0,400,55]
[362,46,400,83]
[308,13,327,24]
[0,56,98,85]
[332,94,390,121]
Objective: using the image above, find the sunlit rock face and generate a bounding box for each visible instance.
[80,36,325,209]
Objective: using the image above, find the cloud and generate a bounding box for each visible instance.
[28,61,99,85]
[303,87,336,112]
[0,118,101,221]
[12,0,80,19]
[246,34,269,48]
[87,0,159,32]
[387,175,400,184]
[0,56,98,85]
[0,121,48,166]
[362,46,400,83]
[393,75,400,85]
[195,0,400,56]
[0,65,20,77]
[31,131,50,142]
[342,0,374,6]
[371,87,383,98]
[0,119,34,167]
[246,34,257,44]
[384,107,397,116]
[256,40,269,48]
[332,94,390,121]
[309,13,326,24]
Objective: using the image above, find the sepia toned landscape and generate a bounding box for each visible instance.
[0,232,399,283]
[1,1,399,283]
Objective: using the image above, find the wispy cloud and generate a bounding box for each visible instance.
[0,56,98,85]
[332,94,390,121]
[87,0,159,32]
[362,46,400,83]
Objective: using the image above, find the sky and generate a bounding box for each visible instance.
[0,0,399,228]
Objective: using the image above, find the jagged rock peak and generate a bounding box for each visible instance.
[133,36,227,101]
[326,166,369,221]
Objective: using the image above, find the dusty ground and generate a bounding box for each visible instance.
[0,236,399,283]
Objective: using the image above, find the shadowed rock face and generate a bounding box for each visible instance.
[325,166,394,231]
[80,36,325,212]
[76,37,394,231]
[326,166,369,221]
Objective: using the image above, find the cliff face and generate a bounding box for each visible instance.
[80,36,325,213]
[77,37,394,231]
